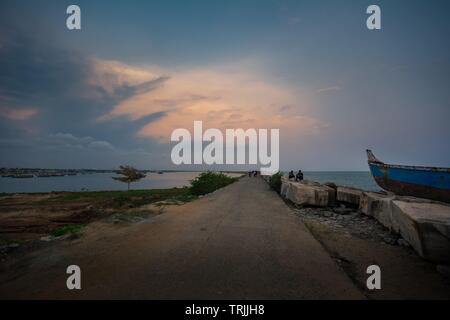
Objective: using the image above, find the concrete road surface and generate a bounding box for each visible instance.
[0,177,363,299]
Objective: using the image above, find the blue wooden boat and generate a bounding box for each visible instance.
[367,150,450,203]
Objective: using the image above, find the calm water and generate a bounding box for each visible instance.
[285,171,380,192]
[0,172,229,193]
[0,171,379,193]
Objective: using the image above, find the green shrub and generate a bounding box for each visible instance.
[51,224,84,237]
[189,172,238,196]
[269,172,283,194]
[114,194,132,207]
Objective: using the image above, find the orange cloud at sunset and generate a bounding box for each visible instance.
[97,60,327,143]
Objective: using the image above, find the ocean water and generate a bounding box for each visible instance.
[285,171,380,192]
[0,171,379,194]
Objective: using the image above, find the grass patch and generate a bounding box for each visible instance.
[189,172,239,196]
[170,191,198,203]
[59,188,181,201]
[51,224,85,237]
[55,173,238,202]
[54,187,193,206]
[269,172,283,194]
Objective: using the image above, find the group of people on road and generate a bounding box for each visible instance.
[288,170,304,182]
[246,169,302,181]
[248,171,259,177]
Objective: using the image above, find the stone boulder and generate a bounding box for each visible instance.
[337,187,363,207]
[285,181,335,207]
[359,192,395,230]
[300,180,321,187]
[280,178,292,197]
[324,182,337,190]
[390,200,450,263]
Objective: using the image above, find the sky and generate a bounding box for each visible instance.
[0,0,449,171]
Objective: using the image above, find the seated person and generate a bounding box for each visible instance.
[288,170,295,180]
[295,170,304,182]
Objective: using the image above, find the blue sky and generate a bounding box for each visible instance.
[0,0,449,170]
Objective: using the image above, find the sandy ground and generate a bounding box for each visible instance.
[0,177,362,299]
[0,188,184,243]
[0,193,106,242]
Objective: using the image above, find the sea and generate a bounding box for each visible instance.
[301,171,379,191]
[0,171,380,194]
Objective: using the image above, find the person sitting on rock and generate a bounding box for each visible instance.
[288,170,295,180]
[295,170,304,182]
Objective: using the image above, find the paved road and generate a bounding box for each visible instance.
[0,177,363,299]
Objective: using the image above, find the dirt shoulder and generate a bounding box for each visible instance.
[0,188,194,246]
[292,205,450,299]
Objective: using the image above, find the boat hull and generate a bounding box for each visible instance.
[369,162,450,203]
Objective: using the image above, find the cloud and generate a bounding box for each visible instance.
[0,24,327,168]
[87,59,169,104]
[316,86,341,93]
[47,133,116,151]
[0,106,38,120]
[99,61,325,143]
[0,24,165,161]
[88,140,115,150]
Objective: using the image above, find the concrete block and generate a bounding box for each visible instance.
[391,200,450,263]
[337,187,362,207]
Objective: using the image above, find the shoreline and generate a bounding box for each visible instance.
[0,171,245,194]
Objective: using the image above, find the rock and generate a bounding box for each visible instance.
[336,186,362,207]
[280,177,291,197]
[397,238,410,247]
[333,206,354,215]
[324,182,337,190]
[284,181,336,207]
[391,200,450,263]
[383,237,396,245]
[323,212,332,218]
[359,192,395,230]
[301,180,322,186]
[436,265,450,279]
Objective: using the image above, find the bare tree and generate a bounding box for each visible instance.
[112,166,146,191]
